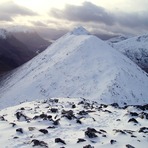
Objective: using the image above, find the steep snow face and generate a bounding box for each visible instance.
[0,29,8,39]
[113,34,148,73]
[0,28,148,109]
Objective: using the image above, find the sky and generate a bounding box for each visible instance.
[0,0,148,40]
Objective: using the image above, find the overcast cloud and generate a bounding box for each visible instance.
[0,1,37,22]
[49,1,148,35]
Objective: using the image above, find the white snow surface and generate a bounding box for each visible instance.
[0,29,8,39]
[112,34,148,71]
[0,98,147,148]
[0,28,148,109]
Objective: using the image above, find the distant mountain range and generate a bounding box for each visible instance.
[0,26,148,109]
[0,28,51,74]
[107,34,148,73]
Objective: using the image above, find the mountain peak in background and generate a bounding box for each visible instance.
[0,27,148,109]
[70,26,90,35]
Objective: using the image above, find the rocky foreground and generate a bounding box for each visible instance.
[0,98,147,148]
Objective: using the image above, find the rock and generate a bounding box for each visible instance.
[110,103,119,108]
[76,119,82,124]
[126,144,135,148]
[104,110,112,113]
[31,139,48,147]
[55,138,66,145]
[100,129,107,133]
[15,112,30,121]
[51,108,58,113]
[85,128,98,138]
[62,110,75,120]
[77,138,86,143]
[28,127,36,131]
[128,118,138,124]
[78,110,88,115]
[53,119,60,125]
[39,129,48,134]
[113,129,126,134]
[16,128,23,134]
[47,126,56,129]
[72,104,76,108]
[139,127,148,133]
[83,144,94,148]
[129,112,138,116]
[0,115,6,121]
[110,139,117,144]
[10,122,16,127]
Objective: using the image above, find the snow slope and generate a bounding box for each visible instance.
[113,34,148,73]
[0,27,148,109]
[0,98,147,148]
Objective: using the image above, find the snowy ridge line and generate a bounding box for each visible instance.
[0,98,147,148]
[0,26,148,109]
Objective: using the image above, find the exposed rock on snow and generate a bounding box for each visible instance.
[0,98,147,148]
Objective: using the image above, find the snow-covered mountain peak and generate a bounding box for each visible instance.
[0,30,148,109]
[70,26,90,35]
[0,29,8,39]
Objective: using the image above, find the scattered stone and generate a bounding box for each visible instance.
[123,130,134,134]
[55,138,66,145]
[139,127,148,133]
[13,136,19,139]
[76,119,82,124]
[100,129,107,133]
[116,119,121,121]
[39,129,48,134]
[131,135,137,138]
[126,144,135,148]
[62,110,75,120]
[15,112,29,121]
[104,110,112,113]
[47,126,56,129]
[16,128,23,134]
[78,110,88,115]
[72,104,76,108]
[110,139,117,144]
[111,103,119,108]
[128,118,138,124]
[113,129,126,134]
[77,138,86,143]
[129,112,138,116]
[53,119,60,125]
[85,128,98,138]
[31,139,48,147]
[10,122,16,127]
[51,108,58,113]
[28,127,36,131]
[0,115,6,121]
[83,144,94,148]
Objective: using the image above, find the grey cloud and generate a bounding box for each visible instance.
[50,2,115,26]
[49,1,148,35]
[0,1,37,22]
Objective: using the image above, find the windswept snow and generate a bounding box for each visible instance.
[0,98,147,148]
[0,27,148,109]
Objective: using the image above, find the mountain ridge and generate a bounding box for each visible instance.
[0,27,148,109]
